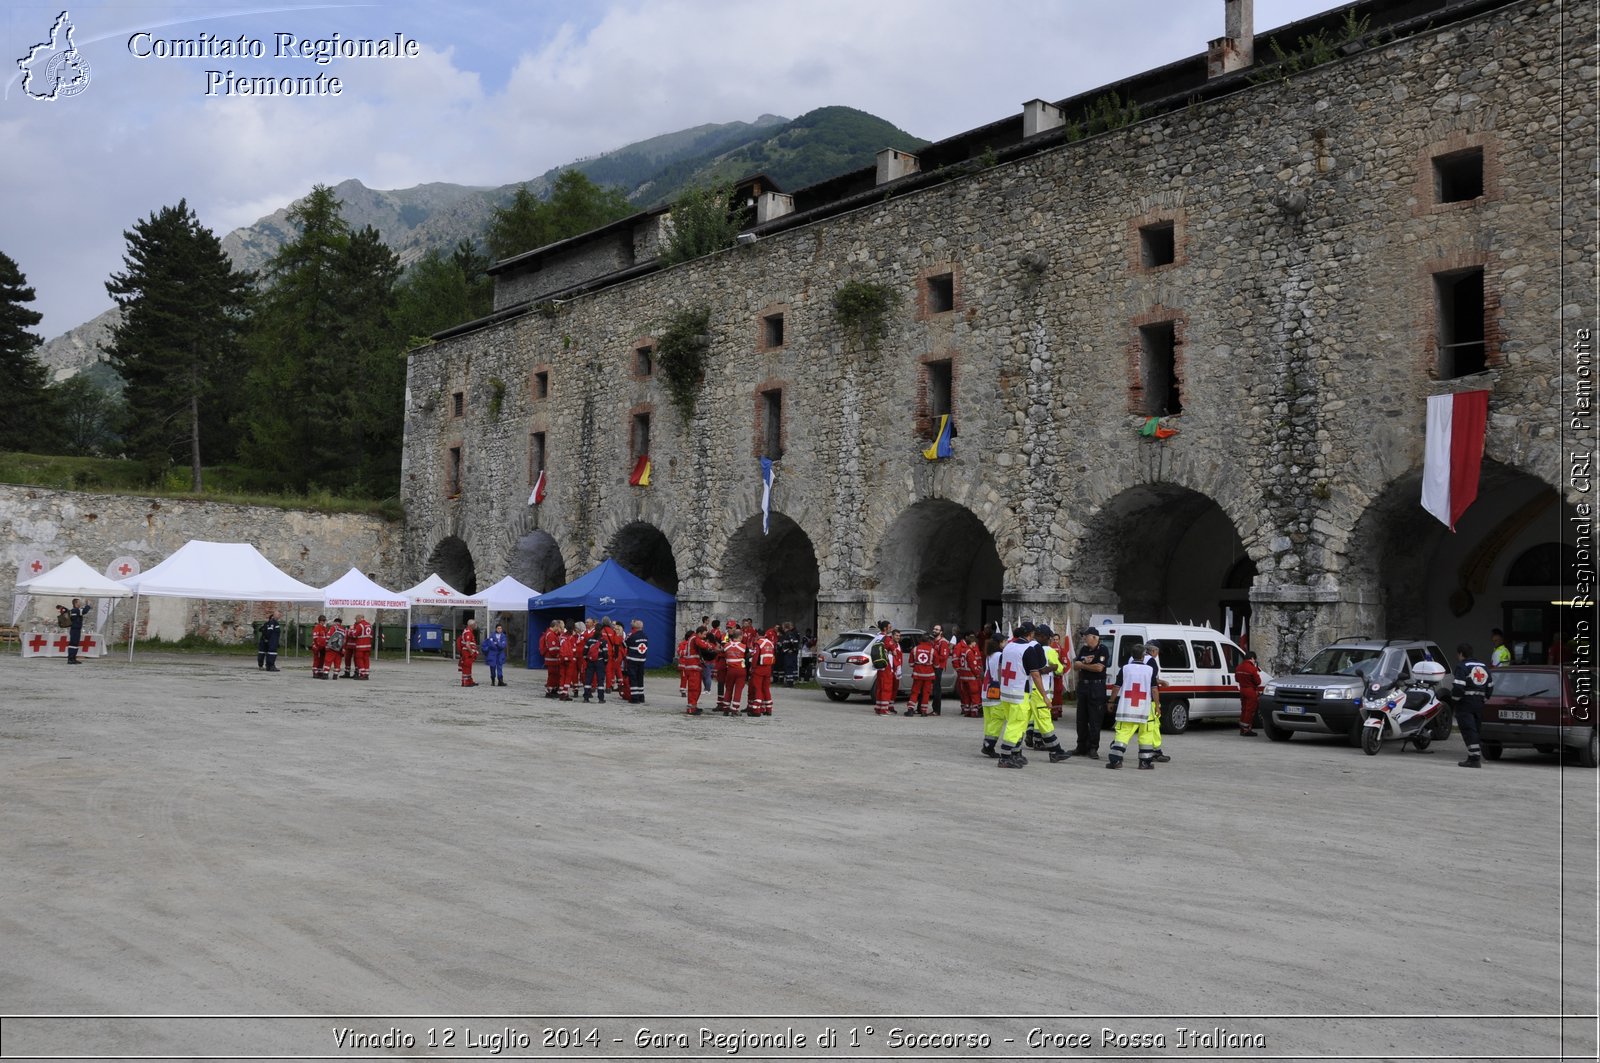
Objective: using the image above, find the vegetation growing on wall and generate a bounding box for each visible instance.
[1252,12,1373,84]
[653,306,712,422]
[832,281,899,355]
[660,185,745,266]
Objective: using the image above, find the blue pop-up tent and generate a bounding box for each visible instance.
[526,559,676,668]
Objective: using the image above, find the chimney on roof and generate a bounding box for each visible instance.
[755,191,794,223]
[876,148,920,185]
[1022,99,1066,138]
[1207,0,1254,78]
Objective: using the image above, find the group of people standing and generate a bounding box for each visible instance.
[309,614,375,680]
[673,618,786,716]
[533,617,648,702]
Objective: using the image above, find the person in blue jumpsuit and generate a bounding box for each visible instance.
[484,622,510,687]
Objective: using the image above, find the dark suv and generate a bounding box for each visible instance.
[1480,665,1597,767]
[1260,637,1448,744]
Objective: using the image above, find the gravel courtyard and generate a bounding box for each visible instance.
[1,651,1594,1060]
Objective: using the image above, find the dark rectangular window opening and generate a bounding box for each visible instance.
[631,413,651,460]
[926,273,954,313]
[1436,268,1486,378]
[926,359,953,419]
[451,391,465,418]
[634,345,654,377]
[1139,322,1181,416]
[533,371,549,399]
[529,432,546,483]
[447,446,462,496]
[762,390,783,459]
[1139,222,1176,268]
[762,313,785,348]
[1435,148,1484,204]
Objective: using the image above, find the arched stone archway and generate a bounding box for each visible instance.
[607,521,678,594]
[1345,459,1575,661]
[874,500,1003,633]
[1074,484,1254,631]
[508,529,566,593]
[426,535,478,595]
[719,512,820,630]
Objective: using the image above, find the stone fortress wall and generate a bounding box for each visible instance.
[401,0,1591,672]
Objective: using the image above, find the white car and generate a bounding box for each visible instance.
[1093,622,1268,733]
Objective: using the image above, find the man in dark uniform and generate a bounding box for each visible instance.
[257,610,282,672]
[777,623,802,687]
[1452,643,1494,768]
[58,599,88,664]
[623,619,648,703]
[1070,626,1110,758]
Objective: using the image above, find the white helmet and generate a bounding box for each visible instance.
[1411,659,1448,685]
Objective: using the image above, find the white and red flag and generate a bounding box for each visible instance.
[1421,390,1489,531]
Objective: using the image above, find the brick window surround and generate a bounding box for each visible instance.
[444,440,464,498]
[1420,250,1504,379]
[628,337,656,380]
[915,265,961,320]
[753,379,788,460]
[757,305,790,352]
[530,365,551,401]
[628,403,654,461]
[1127,208,1189,273]
[914,352,957,440]
[1125,306,1188,415]
[1413,131,1501,216]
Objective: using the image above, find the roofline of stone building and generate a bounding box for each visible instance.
[431,0,1522,346]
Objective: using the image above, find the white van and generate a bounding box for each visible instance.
[1090,622,1267,733]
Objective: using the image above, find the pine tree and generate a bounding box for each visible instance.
[103,202,253,489]
[241,186,404,494]
[0,251,52,452]
[485,171,633,261]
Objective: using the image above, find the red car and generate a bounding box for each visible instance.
[1479,665,1596,768]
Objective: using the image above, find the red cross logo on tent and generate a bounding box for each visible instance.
[28,634,47,652]
[1000,661,1019,684]
[30,560,44,573]
[118,563,132,575]
[80,636,96,653]
[1469,665,1489,686]
[1124,682,1148,708]
[435,587,451,596]
[53,635,71,653]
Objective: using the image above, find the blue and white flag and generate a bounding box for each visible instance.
[759,457,775,535]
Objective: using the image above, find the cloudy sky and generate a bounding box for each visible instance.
[3,0,1343,339]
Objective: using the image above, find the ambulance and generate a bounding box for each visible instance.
[1087,620,1267,733]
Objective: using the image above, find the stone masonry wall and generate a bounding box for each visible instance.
[2,485,402,643]
[403,0,1590,672]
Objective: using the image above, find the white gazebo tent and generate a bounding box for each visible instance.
[321,567,411,659]
[14,556,132,656]
[479,574,541,627]
[398,573,485,658]
[478,575,541,667]
[120,541,326,660]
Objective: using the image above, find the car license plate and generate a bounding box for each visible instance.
[1498,709,1535,721]
[1283,705,1307,715]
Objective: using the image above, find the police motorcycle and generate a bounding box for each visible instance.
[1358,658,1450,756]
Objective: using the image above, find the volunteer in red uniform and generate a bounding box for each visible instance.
[747,629,776,716]
[603,618,625,692]
[1236,650,1263,736]
[540,621,563,698]
[954,630,983,716]
[311,615,330,679]
[710,621,729,712]
[560,624,583,700]
[908,632,936,716]
[678,629,705,714]
[871,620,897,715]
[350,614,374,680]
[457,618,480,686]
[325,618,346,680]
[721,632,748,715]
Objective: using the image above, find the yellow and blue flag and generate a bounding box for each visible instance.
[922,414,954,460]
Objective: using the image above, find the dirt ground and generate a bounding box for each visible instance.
[1,651,1595,1061]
